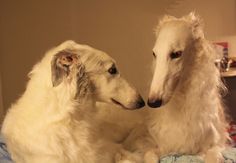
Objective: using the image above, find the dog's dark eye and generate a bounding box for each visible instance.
[170,51,182,59]
[153,52,156,58]
[108,66,117,75]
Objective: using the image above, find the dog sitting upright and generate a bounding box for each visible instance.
[1,40,145,163]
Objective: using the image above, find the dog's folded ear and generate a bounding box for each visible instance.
[51,50,79,87]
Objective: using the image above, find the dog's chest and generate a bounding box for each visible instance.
[22,119,96,163]
[148,115,214,155]
[52,121,95,160]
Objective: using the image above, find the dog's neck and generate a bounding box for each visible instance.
[51,81,96,117]
[22,77,96,122]
[169,41,222,116]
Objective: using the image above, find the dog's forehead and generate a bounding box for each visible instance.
[96,50,114,62]
[154,21,192,51]
[160,21,191,39]
[78,46,116,67]
[95,51,116,67]
[92,49,114,62]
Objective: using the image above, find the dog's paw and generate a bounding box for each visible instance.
[205,155,224,163]
[144,148,159,163]
[115,152,123,162]
[115,150,136,163]
[204,147,224,163]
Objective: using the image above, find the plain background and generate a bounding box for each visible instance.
[0,0,236,122]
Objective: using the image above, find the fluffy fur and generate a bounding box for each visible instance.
[1,40,145,163]
[117,13,229,163]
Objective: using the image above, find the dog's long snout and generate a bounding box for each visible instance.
[147,98,162,108]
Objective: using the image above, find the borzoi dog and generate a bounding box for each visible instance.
[117,13,229,163]
[1,40,145,163]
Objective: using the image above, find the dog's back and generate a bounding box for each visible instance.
[1,41,98,163]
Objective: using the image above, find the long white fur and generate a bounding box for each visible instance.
[117,13,229,163]
[1,40,143,163]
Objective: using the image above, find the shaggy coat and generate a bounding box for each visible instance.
[117,13,229,163]
[1,40,144,163]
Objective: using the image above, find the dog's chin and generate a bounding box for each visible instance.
[157,99,170,108]
[110,98,129,110]
[110,98,145,110]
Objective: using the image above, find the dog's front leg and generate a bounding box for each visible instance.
[115,148,142,163]
[204,146,224,163]
[144,148,159,163]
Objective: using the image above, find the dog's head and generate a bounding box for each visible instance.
[148,13,204,108]
[51,40,145,110]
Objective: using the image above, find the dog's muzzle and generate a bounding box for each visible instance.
[134,96,145,109]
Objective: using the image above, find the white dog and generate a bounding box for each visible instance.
[1,40,145,163]
[117,13,229,163]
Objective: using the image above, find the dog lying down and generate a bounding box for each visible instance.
[1,40,145,163]
[116,13,230,163]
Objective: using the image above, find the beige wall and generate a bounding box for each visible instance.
[168,0,236,57]
[0,0,236,115]
[168,0,236,39]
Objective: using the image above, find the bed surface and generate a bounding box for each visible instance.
[1,134,236,163]
[0,135,12,163]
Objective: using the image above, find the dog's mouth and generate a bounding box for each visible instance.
[111,98,128,109]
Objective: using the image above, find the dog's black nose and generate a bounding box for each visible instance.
[135,96,145,109]
[147,98,162,108]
